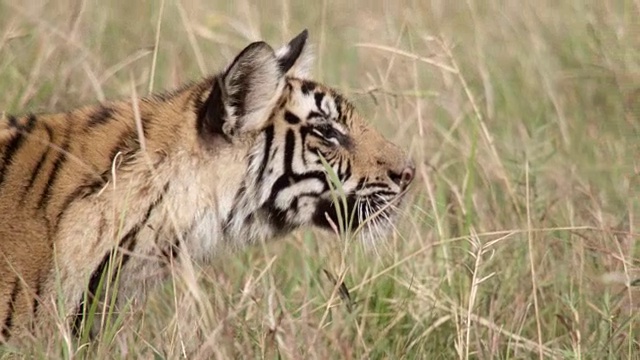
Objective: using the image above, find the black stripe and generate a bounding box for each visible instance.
[262,205,289,232]
[31,273,43,319]
[86,106,114,128]
[2,278,21,340]
[0,115,36,187]
[118,228,140,268]
[73,250,111,338]
[300,80,316,94]
[368,190,398,197]
[283,129,295,174]
[312,195,359,230]
[161,221,198,264]
[197,76,231,142]
[120,183,168,267]
[266,171,327,208]
[361,181,388,189]
[29,270,45,333]
[85,130,139,196]
[314,92,325,113]
[52,181,93,235]
[95,215,107,245]
[43,122,53,138]
[223,182,246,232]
[108,130,139,169]
[284,111,300,124]
[86,254,110,300]
[160,234,181,264]
[55,172,107,228]
[23,149,49,200]
[9,114,37,130]
[25,114,37,130]
[300,126,315,166]
[37,122,71,210]
[335,100,343,121]
[307,111,324,119]
[340,159,352,182]
[256,125,274,181]
[21,124,54,203]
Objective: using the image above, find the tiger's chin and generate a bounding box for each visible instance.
[310,193,403,242]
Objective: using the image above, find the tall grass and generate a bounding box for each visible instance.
[1,0,639,358]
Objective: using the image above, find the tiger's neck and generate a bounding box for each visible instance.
[48,93,280,319]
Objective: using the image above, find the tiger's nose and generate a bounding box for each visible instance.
[389,164,415,189]
[399,165,415,188]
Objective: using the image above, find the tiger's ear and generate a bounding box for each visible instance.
[275,29,314,78]
[199,41,284,139]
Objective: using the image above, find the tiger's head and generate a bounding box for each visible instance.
[198,30,414,243]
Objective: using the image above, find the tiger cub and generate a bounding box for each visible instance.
[0,30,414,343]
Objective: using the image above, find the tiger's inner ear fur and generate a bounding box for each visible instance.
[200,41,282,139]
[200,30,312,141]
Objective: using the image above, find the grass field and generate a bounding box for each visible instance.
[1,0,639,358]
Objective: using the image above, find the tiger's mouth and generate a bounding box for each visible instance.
[312,190,405,239]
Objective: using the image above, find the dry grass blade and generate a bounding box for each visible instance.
[322,268,354,312]
[356,42,457,73]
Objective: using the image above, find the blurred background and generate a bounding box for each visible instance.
[1,0,639,358]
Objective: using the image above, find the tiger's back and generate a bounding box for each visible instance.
[0,84,204,339]
[0,30,415,344]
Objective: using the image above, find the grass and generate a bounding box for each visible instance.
[1,0,639,358]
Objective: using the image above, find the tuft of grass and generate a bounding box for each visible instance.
[1,0,639,358]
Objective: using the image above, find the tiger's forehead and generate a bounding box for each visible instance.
[286,78,357,127]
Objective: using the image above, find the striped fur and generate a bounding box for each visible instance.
[0,30,413,344]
